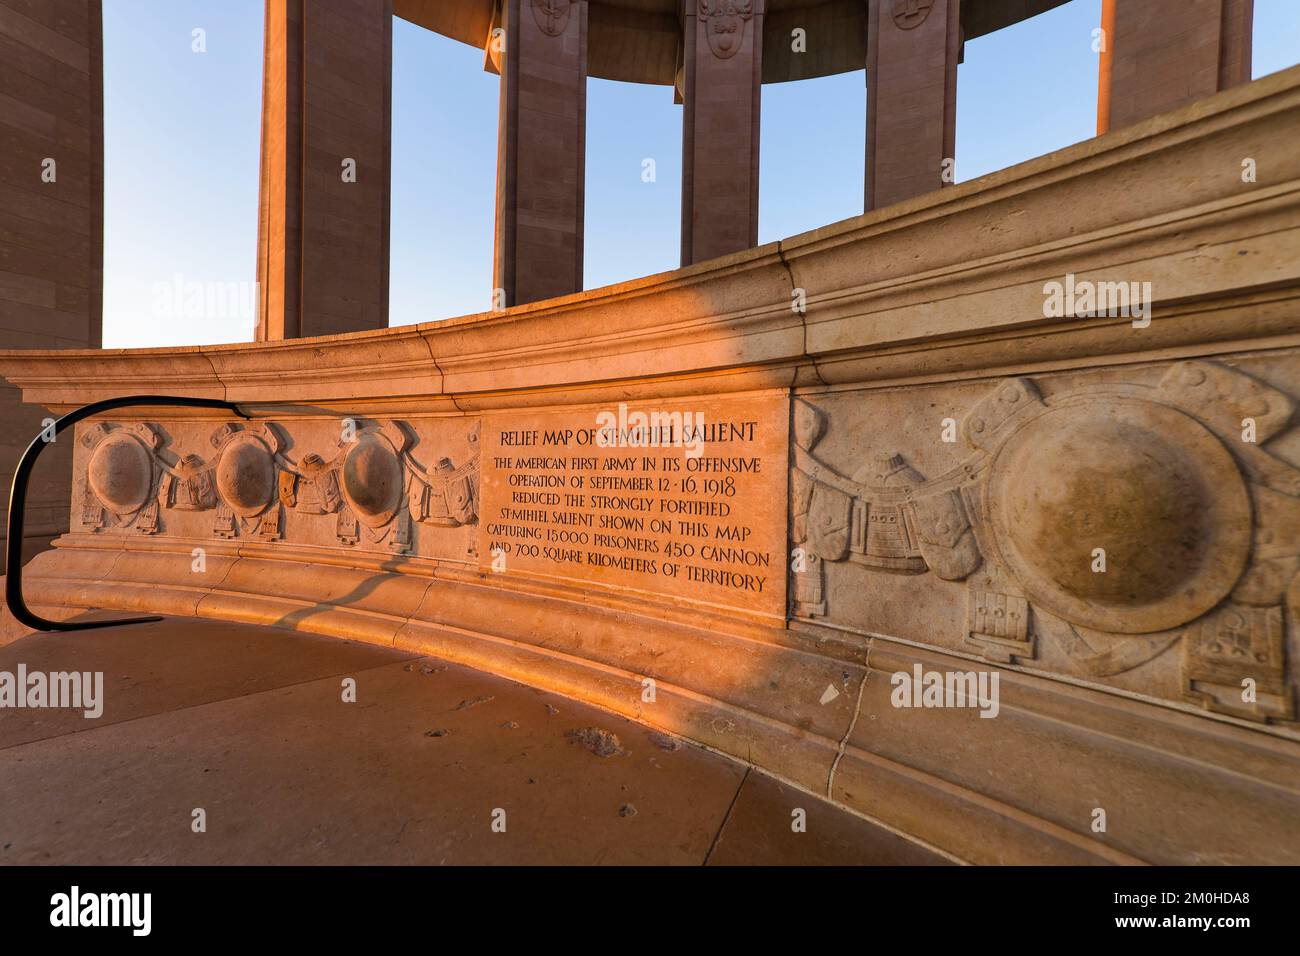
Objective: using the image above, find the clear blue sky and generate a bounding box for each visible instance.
[102,0,1300,348]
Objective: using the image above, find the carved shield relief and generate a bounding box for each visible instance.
[698,0,754,59]
[80,422,163,534]
[530,0,573,37]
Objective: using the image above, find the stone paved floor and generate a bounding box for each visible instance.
[0,616,946,865]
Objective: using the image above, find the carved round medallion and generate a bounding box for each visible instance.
[87,433,152,515]
[987,399,1251,634]
[215,435,275,517]
[342,434,402,528]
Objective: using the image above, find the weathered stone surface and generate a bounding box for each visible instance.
[86,432,152,516]
[865,0,960,209]
[681,0,763,264]
[988,401,1251,632]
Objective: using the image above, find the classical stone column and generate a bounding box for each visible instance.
[865,0,961,211]
[680,0,763,266]
[1098,0,1254,133]
[0,0,103,570]
[257,0,392,340]
[493,0,587,307]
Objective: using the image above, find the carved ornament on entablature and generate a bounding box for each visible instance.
[890,0,935,31]
[530,0,573,37]
[699,0,754,59]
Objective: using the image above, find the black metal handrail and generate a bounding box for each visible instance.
[5,395,248,632]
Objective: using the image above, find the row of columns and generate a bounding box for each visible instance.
[253,0,1257,338]
[0,1,1259,355]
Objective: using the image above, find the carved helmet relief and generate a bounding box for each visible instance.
[699,0,754,59]
[405,420,481,528]
[530,0,572,37]
[891,0,935,30]
[165,453,217,511]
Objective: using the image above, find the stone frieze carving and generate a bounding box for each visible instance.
[278,453,341,515]
[77,418,481,556]
[155,421,290,541]
[792,360,1300,723]
[276,419,480,551]
[336,420,411,551]
[698,0,754,59]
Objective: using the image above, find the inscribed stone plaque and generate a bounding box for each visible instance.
[478,394,789,617]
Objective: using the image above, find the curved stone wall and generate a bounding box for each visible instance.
[4,67,1300,864]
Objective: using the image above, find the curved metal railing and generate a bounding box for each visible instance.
[5,395,248,632]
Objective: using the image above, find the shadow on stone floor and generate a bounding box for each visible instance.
[0,616,947,865]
